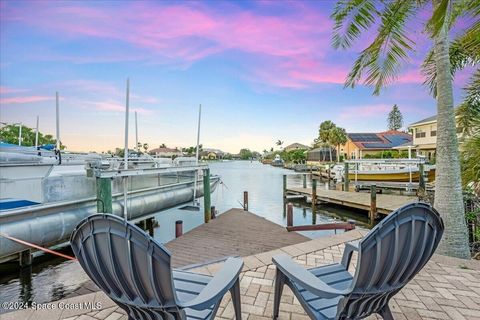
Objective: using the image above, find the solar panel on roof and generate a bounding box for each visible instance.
[383,135,411,147]
[349,133,383,142]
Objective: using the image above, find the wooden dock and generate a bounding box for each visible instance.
[286,187,416,215]
[165,208,308,267]
[65,208,309,298]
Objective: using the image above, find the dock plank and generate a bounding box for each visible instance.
[286,187,416,214]
[165,208,309,268]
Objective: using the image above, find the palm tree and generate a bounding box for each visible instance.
[331,0,478,258]
[276,140,284,149]
[318,120,336,162]
[330,127,348,162]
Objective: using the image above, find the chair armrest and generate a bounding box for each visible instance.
[272,254,350,299]
[341,240,360,269]
[179,257,243,310]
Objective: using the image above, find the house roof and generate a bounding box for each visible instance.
[347,130,412,150]
[284,143,309,150]
[409,114,437,126]
[150,147,181,154]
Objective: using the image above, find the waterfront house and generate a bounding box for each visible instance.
[149,146,182,158]
[284,143,309,152]
[406,113,464,161]
[340,130,412,160]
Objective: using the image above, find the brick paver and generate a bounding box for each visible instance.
[3,230,478,320]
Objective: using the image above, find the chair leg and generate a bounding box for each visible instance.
[379,304,394,320]
[230,278,242,320]
[273,269,286,319]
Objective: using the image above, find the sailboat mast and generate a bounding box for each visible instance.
[35,116,39,149]
[123,78,130,219]
[56,92,60,150]
[135,111,139,153]
[192,104,201,204]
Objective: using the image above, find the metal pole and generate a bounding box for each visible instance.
[35,116,39,149]
[18,123,22,146]
[123,78,130,219]
[135,111,139,153]
[55,92,60,149]
[193,104,201,205]
[203,168,211,223]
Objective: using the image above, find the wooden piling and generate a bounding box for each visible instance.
[418,163,425,197]
[370,184,377,224]
[303,174,307,188]
[211,206,216,219]
[19,249,32,267]
[243,191,249,211]
[96,177,112,213]
[287,203,293,227]
[347,219,356,230]
[175,220,183,238]
[283,175,287,199]
[344,162,349,191]
[312,178,317,206]
[203,168,211,223]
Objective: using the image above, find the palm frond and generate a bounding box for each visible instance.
[343,0,416,95]
[427,0,450,37]
[457,69,480,136]
[331,0,380,50]
[422,18,480,96]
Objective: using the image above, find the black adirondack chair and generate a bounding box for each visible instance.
[272,202,444,320]
[70,214,243,320]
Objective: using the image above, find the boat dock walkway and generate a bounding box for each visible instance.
[165,208,309,267]
[61,208,309,298]
[286,187,417,215]
[5,228,480,320]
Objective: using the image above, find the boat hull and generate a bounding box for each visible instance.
[348,169,435,182]
[0,177,219,261]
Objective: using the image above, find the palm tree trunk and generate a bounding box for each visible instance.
[433,0,470,259]
[337,145,340,162]
[329,146,333,163]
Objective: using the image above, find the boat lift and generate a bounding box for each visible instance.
[344,158,429,193]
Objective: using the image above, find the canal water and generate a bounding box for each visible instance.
[0,161,370,307]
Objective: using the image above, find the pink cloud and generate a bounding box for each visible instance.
[2,2,335,89]
[91,101,153,115]
[1,95,53,104]
[397,69,424,84]
[0,86,28,94]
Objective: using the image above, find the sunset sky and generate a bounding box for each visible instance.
[0,0,474,153]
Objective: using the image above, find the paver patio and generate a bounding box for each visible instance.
[3,229,479,320]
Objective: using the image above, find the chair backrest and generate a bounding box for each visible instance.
[70,214,183,318]
[337,202,444,319]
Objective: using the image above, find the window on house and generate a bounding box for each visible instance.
[415,128,426,138]
[430,130,436,136]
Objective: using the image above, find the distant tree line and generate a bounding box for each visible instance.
[0,123,65,149]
